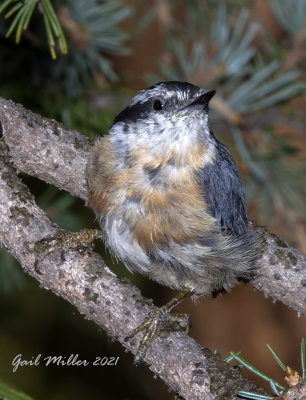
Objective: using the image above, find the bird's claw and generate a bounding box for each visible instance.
[126,305,191,365]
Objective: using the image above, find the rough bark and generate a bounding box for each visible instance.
[0,97,305,399]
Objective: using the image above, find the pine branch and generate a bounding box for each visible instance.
[0,97,305,398]
[0,0,67,59]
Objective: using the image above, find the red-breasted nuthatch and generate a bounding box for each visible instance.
[86,81,260,361]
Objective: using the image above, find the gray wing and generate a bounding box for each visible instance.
[196,137,247,235]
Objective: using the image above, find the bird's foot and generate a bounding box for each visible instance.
[34,228,102,263]
[126,289,192,365]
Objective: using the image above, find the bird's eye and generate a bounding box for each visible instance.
[153,99,163,111]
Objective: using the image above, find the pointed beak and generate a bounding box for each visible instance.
[180,90,216,113]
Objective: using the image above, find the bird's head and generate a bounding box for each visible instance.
[109,81,216,167]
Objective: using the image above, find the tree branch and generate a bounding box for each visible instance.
[0,97,305,399]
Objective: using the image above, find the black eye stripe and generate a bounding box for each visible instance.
[114,98,166,124]
[114,101,152,123]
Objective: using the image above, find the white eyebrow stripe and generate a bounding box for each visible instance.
[130,84,204,105]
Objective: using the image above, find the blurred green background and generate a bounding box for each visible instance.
[0,0,305,399]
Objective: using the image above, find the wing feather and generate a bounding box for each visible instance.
[196,137,247,235]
